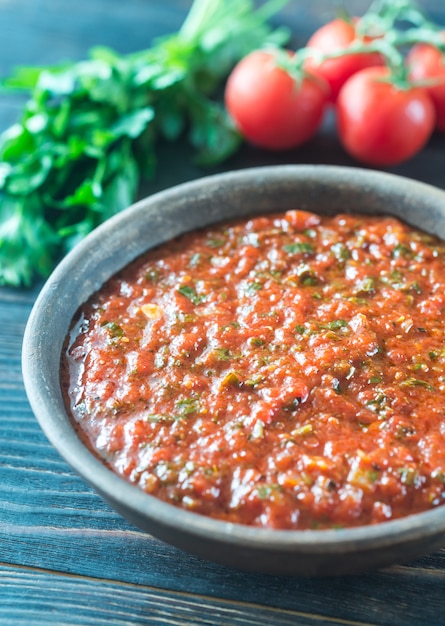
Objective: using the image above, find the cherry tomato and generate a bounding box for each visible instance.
[407,36,445,131]
[224,50,328,150]
[305,18,383,101]
[336,67,435,166]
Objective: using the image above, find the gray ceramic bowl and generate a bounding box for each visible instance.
[22,165,445,576]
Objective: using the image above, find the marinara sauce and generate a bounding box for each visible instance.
[62,210,445,530]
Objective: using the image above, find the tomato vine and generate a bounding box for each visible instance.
[225,0,445,164]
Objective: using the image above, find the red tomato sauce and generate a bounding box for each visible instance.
[62,210,445,530]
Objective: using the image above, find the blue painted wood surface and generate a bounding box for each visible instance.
[1,1,445,624]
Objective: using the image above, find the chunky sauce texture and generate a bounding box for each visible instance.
[63,210,445,530]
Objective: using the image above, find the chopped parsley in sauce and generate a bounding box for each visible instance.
[62,210,445,530]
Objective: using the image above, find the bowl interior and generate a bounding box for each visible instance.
[22,165,445,576]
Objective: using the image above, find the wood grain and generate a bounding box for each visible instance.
[0,564,381,626]
[2,1,445,624]
[1,279,445,626]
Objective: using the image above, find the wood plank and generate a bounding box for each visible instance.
[0,151,445,626]
[2,2,445,625]
[0,557,445,626]
[1,521,445,626]
[0,564,377,626]
[1,286,445,626]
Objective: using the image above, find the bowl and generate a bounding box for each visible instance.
[22,165,445,576]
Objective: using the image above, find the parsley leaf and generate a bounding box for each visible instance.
[0,0,289,286]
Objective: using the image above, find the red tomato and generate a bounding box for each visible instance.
[407,36,445,131]
[336,67,435,166]
[224,50,328,150]
[305,18,383,101]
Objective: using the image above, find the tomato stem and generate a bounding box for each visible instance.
[291,0,445,90]
[364,0,436,30]
[295,39,407,84]
[387,28,445,54]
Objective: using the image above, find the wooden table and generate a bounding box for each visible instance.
[2,1,445,624]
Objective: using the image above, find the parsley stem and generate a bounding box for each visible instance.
[0,0,288,287]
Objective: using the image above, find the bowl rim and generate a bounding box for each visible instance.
[22,164,445,556]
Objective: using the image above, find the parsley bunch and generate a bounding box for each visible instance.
[0,0,288,287]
